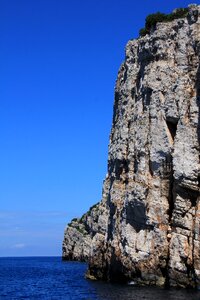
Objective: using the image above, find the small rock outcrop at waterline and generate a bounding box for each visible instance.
[63,4,200,288]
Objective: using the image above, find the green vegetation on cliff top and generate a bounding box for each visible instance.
[139,8,189,37]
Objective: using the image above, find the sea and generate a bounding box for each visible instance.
[0,257,200,300]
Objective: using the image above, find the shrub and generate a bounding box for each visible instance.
[80,214,85,223]
[76,226,87,235]
[89,202,98,211]
[145,12,166,31]
[172,8,189,19]
[71,217,78,222]
[68,217,79,227]
[139,7,189,37]
[139,27,149,37]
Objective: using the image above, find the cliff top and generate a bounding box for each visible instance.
[139,4,199,37]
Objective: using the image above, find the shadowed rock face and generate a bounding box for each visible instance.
[63,4,200,288]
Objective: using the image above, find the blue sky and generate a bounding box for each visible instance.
[0,0,199,256]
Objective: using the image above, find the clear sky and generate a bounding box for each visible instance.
[0,0,199,256]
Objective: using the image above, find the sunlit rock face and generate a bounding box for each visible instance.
[63,4,200,288]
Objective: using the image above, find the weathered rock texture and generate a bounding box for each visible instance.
[63,4,200,288]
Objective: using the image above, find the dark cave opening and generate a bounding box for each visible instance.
[166,119,178,140]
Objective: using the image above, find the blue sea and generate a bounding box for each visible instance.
[0,257,200,300]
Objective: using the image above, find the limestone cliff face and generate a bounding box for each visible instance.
[63,4,200,288]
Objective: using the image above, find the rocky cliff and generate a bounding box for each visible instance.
[63,4,200,288]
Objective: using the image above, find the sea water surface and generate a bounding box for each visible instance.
[0,257,200,300]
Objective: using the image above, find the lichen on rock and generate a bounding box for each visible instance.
[63,4,200,288]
